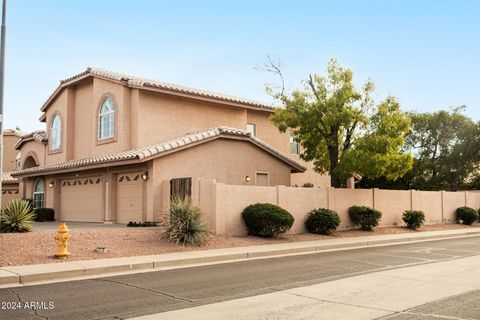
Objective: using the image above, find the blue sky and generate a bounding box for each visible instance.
[5,0,480,131]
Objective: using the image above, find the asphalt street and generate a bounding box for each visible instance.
[1,236,480,320]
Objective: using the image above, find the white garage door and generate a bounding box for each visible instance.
[116,172,143,224]
[60,177,103,222]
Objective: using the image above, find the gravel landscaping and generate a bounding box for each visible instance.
[0,223,477,267]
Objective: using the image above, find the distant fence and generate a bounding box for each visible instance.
[160,179,480,236]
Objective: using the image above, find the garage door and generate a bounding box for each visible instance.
[116,172,143,224]
[60,177,103,222]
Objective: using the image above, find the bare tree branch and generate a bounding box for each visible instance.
[255,55,285,97]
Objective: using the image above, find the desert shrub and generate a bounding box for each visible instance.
[305,208,340,235]
[402,210,425,230]
[348,206,382,231]
[302,182,314,188]
[242,203,294,237]
[0,199,36,233]
[34,208,55,222]
[456,207,478,225]
[160,197,211,246]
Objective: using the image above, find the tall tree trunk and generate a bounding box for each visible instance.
[328,146,341,188]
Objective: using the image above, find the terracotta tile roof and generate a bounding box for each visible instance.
[14,130,48,150]
[40,67,276,115]
[12,126,305,177]
[2,171,18,184]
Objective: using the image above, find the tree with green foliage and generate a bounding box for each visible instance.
[406,108,480,190]
[269,58,413,187]
[358,107,480,190]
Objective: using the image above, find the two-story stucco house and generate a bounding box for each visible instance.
[12,68,330,223]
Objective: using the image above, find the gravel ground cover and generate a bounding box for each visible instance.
[0,224,477,267]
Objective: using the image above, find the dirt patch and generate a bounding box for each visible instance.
[0,224,477,267]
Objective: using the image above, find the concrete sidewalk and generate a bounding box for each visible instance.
[1,228,480,288]
[132,252,480,320]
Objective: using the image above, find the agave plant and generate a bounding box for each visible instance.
[0,199,36,233]
[160,197,212,246]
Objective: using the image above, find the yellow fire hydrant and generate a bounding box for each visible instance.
[54,223,71,260]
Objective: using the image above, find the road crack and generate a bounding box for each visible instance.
[95,278,193,302]
[8,288,49,320]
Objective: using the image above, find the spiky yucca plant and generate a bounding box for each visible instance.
[160,197,212,246]
[0,199,36,233]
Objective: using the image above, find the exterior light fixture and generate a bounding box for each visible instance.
[141,171,149,181]
[48,181,54,188]
[245,175,251,182]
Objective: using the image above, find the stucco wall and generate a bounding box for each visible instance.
[138,91,248,146]
[3,133,20,171]
[150,138,294,220]
[152,138,292,186]
[1,184,20,208]
[194,181,480,236]
[19,140,46,168]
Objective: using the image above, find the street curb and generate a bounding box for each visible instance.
[1,229,480,287]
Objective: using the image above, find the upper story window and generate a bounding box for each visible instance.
[50,115,61,150]
[246,123,256,136]
[289,132,300,155]
[98,97,115,140]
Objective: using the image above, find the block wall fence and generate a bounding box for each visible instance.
[159,179,480,236]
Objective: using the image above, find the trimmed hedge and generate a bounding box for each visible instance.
[305,208,340,235]
[456,207,478,225]
[34,208,55,222]
[402,210,425,230]
[348,206,382,231]
[242,203,294,237]
[127,221,157,227]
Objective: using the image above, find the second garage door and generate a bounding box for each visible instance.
[116,172,143,224]
[60,177,103,222]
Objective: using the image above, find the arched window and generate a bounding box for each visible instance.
[50,115,61,150]
[98,97,115,139]
[33,178,45,209]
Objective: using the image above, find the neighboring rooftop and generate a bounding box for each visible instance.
[3,129,27,137]
[14,130,48,150]
[2,171,18,184]
[12,126,305,177]
[40,67,276,121]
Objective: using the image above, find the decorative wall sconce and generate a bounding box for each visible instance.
[141,171,149,181]
[48,181,54,188]
[245,175,251,182]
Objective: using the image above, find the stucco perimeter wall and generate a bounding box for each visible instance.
[193,181,480,236]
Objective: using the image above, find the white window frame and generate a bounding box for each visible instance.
[98,97,115,140]
[50,115,61,150]
[33,178,45,209]
[289,132,300,155]
[246,123,256,136]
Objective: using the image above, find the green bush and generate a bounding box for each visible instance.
[160,197,211,246]
[34,208,55,222]
[456,207,478,225]
[348,206,382,231]
[0,200,36,233]
[402,210,425,229]
[302,182,314,188]
[305,208,340,235]
[242,203,294,237]
[127,221,157,227]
